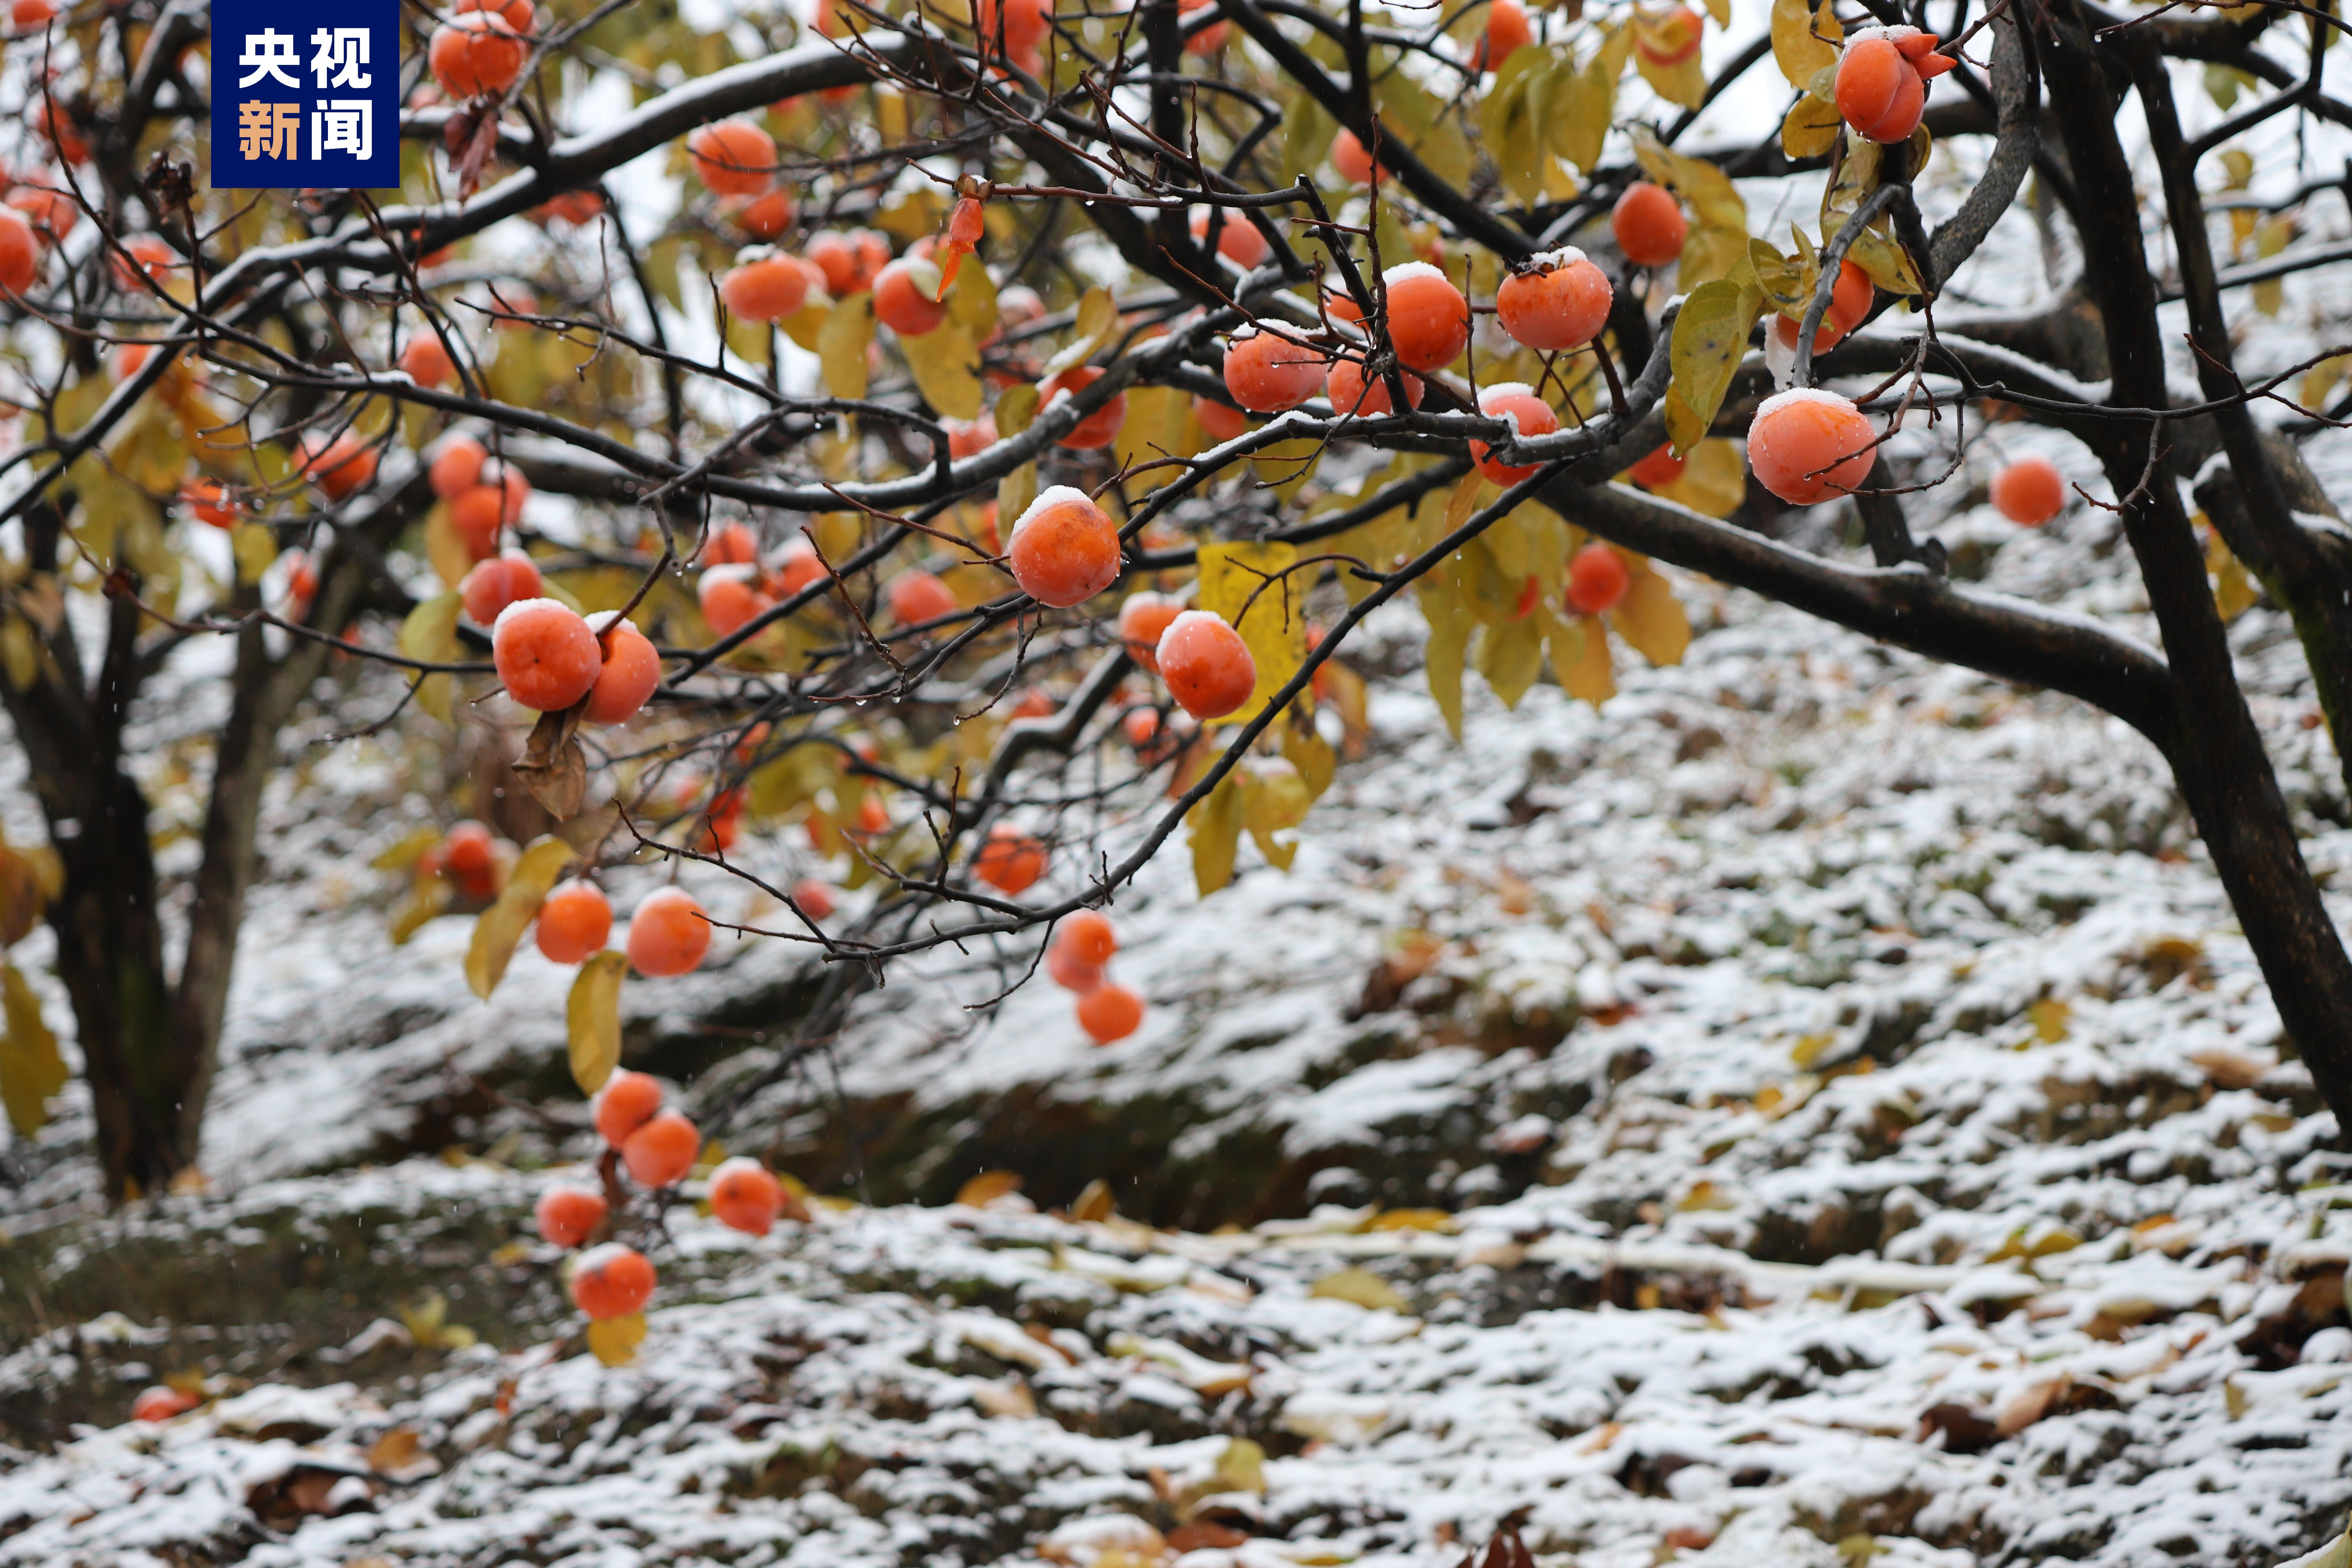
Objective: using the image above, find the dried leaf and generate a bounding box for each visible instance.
[566,949,629,1094]
[513,704,589,820]
[955,1169,1023,1207]
[1071,1178,1115,1223]
[464,836,577,1000]
[1310,1267,1409,1312]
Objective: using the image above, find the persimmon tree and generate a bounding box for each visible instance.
[0,0,2344,1292]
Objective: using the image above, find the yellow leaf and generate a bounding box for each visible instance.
[819,293,876,399]
[1284,721,1336,802]
[1309,1267,1408,1312]
[1187,770,1245,896]
[232,522,280,587]
[1216,1437,1267,1493]
[781,295,831,352]
[1113,383,1190,479]
[995,383,1040,438]
[1420,564,1472,740]
[1250,435,1323,502]
[1196,541,1308,727]
[1366,1208,1456,1231]
[388,874,452,945]
[1633,127,1745,235]
[400,591,464,723]
[950,254,998,335]
[464,837,576,1000]
[422,505,473,590]
[1606,561,1691,666]
[997,461,1038,536]
[955,1169,1023,1207]
[2028,997,2071,1042]
[1663,276,1764,455]
[1637,43,1708,108]
[566,949,629,1094]
[0,617,34,692]
[1475,613,1545,709]
[0,961,65,1136]
[585,1311,647,1366]
[1242,757,1310,871]
[1781,91,1844,159]
[1554,613,1616,706]
[1479,47,1554,206]
[902,322,984,421]
[1770,0,1840,86]
[1650,437,1747,518]
[370,825,444,873]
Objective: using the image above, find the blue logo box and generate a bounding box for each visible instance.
[210,0,399,189]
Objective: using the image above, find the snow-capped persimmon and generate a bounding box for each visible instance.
[1325,354,1423,417]
[584,612,661,724]
[1772,259,1876,353]
[1992,455,2067,525]
[594,1069,663,1145]
[303,435,378,501]
[709,1158,786,1235]
[627,887,712,976]
[11,0,56,29]
[1495,250,1614,352]
[1178,0,1227,53]
[570,1243,655,1320]
[1470,383,1561,486]
[1156,609,1256,720]
[400,334,458,389]
[1381,262,1470,373]
[806,229,885,296]
[461,549,543,626]
[1635,4,1702,65]
[720,254,810,322]
[701,521,758,566]
[181,478,239,529]
[1009,485,1123,607]
[1118,592,1184,672]
[1190,208,1271,269]
[0,208,38,294]
[429,13,529,99]
[1470,0,1533,72]
[947,415,997,459]
[1748,387,1879,505]
[1193,395,1250,443]
[535,1183,608,1246]
[1076,982,1145,1044]
[699,565,774,637]
[974,0,1052,48]
[1223,329,1325,413]
[769,536,829,597]
[536,880,613,963]
[888,569,960,626]
[622,1110,700,1187]
[492,598,602,712]
[688,119,777,196]
[873,257,950,336]
[456,0,537,31]
[1329,127,1384,186]
[430,433,487,499]
[132,1386,201,1423]
[974,823,1048,893]
[1836,28,1953,145]
[1039,365,1128,449]
[1611,181,1687,269]
[1564,542,1631,616]
[1626,444,1686,490]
